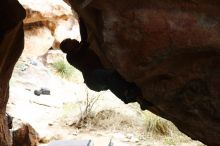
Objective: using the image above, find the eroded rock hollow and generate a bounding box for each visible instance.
[0,0,220,146]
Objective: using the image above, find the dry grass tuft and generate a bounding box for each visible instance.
[143,111,174,136]
[90,109,137,132]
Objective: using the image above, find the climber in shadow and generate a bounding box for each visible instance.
[60,17,142,104]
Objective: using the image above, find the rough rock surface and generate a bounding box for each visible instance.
[12,123,39,146]
[18,0,80,57]
[67,0,220,146]
[0,1,26,145]
[22,27,55,57]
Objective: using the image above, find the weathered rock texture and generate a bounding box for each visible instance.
[67,0,220,145]
[18,0,80,57]
[12,123,39,146]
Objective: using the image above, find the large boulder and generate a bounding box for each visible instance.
[68,0,220,145]
[22,27,54,57]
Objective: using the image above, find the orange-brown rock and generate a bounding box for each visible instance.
[12,123,39,146]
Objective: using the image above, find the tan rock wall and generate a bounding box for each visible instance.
[18,0,80,58]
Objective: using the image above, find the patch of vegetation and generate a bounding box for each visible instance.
[73,90,102,129]
[91,109,136,132]
[142,110,204,145]
[143,111,173,136]
[59,92,204,146]
[52,60,75,79]
[69,90,137,132]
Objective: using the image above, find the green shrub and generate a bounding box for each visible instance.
[52,60,75,79]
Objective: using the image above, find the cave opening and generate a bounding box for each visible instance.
[2,0,220,146]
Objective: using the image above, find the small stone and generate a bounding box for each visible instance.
[12,123,39,146]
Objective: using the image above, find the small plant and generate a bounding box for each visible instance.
[143,111,172,136]
[73,89,102,128]
[143,111,202,145]
[52,60,75,79]
[90,109,136,131]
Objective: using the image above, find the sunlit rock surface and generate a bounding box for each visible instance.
[18,0,80,57]
[22,27,54,57]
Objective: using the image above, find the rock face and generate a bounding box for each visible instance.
[0,1,26,145]
[18,0,80,58]
[68,0,220,146]
[22,27,55,57]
